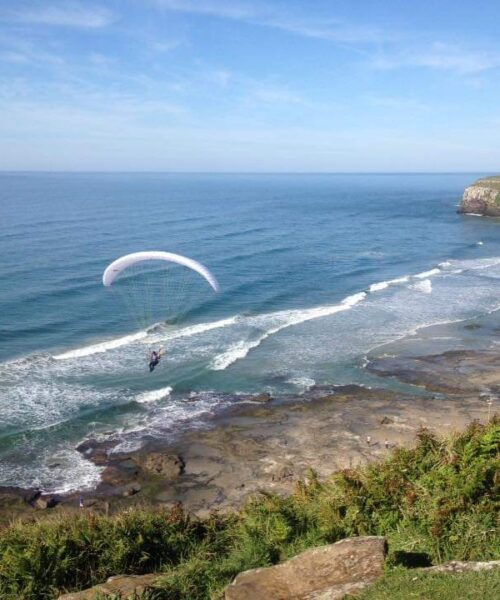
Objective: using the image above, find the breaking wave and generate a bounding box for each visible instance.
[369,275,409,292]
[53,330,149,360]
[210,292,367,371]
[135,386,173,404]
[410,279,433,294]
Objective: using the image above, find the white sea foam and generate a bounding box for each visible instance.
[135,386,173,404]
[342,292,367,306]
[414,268,440,279]
[53,317,238,360]
[409,279,433,294]
[369,276,409,293]
[0,444,104,494]
[287,376,316,391]
[211,292,367,371]
[53,330,148,359]
[149,316,239,342]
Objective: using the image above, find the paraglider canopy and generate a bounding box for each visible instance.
[102,251,219,332]
[102,251,219,292]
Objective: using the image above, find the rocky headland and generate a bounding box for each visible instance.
[459,176,500,216]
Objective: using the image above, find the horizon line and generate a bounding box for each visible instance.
[0,170,493,175]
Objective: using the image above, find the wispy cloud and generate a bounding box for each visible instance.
[9,2,115,29]
[244,83,305,106]
[0,35,65,66]
[364,94,430,112]
[153,0,391,44]
[373,43,500,74]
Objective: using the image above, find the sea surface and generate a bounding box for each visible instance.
[1,173,499,492]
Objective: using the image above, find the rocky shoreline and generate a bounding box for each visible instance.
[459,176,500,216]
[1,315,498,525]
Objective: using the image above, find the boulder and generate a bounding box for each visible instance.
[138,453,185,479]
[34,496,59,510]
[424,560,500,573]
[225,536,387,600]
[122,482,141,497]
[253,392,273,403]
[57,573,158,600]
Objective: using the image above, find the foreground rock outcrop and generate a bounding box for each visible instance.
[424,560,500,573]
[57,574,158,599]
[459,176,500,216]
[224,536,387,600]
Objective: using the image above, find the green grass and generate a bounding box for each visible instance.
[0,420,498,599]
[473,176,500,191]
[351,567,500,599]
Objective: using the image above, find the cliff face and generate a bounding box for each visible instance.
[459,176,500,217]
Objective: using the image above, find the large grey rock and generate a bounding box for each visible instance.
[225,536,387,600]
[57,573,158,599]
[425,560,500,573]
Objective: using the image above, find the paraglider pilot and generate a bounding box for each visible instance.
[149,350,160,372]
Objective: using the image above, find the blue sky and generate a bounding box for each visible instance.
[0,0,499,171]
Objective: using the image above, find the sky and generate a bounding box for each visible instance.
[0,0,499,172]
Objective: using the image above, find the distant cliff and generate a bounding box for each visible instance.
[459,176,500,216]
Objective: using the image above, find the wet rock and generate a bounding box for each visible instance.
[57,573,158,599]
[122,482,141,497]
[138,453,185,479]
[253,392,272,403]
[34,496,59,510]
[76,439,118,466]
[100,466,128,486]
[225,536,387,600]
[25,489,42,505]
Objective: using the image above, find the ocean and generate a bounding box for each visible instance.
[1,172,499,492]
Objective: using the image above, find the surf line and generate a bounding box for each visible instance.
[210,292,367,371]
[209,265,448,371]
[52,262,449,363]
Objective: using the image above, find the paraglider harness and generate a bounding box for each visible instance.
[148,347,164,372]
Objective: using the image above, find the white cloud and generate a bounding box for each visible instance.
[153,0,390,44]
[245,83,304,106]
[11,2,115,29]
[0,36,65,66]
[372,43,500,74]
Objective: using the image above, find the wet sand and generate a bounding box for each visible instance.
[1,313,498,524]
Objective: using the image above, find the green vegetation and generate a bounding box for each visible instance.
[0,420,498,599]
[473,176,500,191]
[352,566,500,599]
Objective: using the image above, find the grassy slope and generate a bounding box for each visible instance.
[472,175,500,206]
[0,420,498,599]
[352,567,500,600]
[473,176,500,193]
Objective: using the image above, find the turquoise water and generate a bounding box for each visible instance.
[1,173,499,491]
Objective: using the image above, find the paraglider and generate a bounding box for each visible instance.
[102,251,219,372]
[102,251,219,291]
